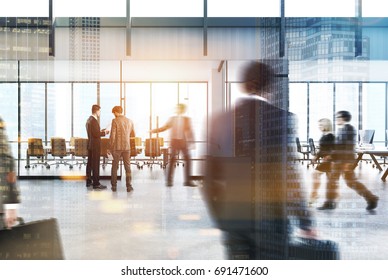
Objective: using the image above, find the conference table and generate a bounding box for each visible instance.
[355,147,388,181]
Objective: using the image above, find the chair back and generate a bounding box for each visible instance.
[27,138,44,157]
[74,138,88,157]
[358,130,375,145]
[51,137,67,157]
[100,138,110,156]
[308,138,316,156]
[295,137,302,152]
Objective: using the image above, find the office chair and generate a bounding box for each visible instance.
[145,137,164,169]
[130,137,143,169]
[49,137,73,169]
[307,138,318,168]
[25,138,49,169]
[100,138,111,169]
[73,138,88,168]
[295,137,311,164]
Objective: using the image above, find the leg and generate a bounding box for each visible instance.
[318,163,340,210]
[343,169,379,210]
[167,141,178,186]
[122,150,132,191]
[223,231,255,260]
[310,170,322,204]
[86,149,93,186]
[181,143,195,186]
[111,151,120,191]
[91,148,105,189]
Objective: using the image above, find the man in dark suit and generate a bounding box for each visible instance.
[318,110,379,210]
[203,61,316,259]
[150,103,196,187]
[86,104,109,190]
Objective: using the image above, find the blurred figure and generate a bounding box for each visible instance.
[150,103,196,187]
[203,61,315,260]
[86,104,109,190]
[0,116,20,229]
[309,118,335,206]
[318,111,379,210]
[108,106,135,192]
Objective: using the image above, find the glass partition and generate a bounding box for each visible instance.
[73,83,97,138]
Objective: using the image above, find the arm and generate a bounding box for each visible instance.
[109,119,116,151]
[90,118,105,139]
[150,118,172,134]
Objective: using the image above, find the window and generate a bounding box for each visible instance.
[208,0,279,17]
[73,83,97,138]
[362,0,388,17]
[47,83,72,140]
[0,0,48,17]
[362,83,386,144]
[285,0,355,17]
[309,83,334,141]
[289,83,308,141]
[54,0,126,17]
[131,0,203,17]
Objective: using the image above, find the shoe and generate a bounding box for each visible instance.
[111,186,117,192]
[184,181,197,187]
[366,195,379,211]
[127,186,134,192]
[93,184,107,190]
[166,181,173,187]
[86,180,93,187]
[317,201,336,210]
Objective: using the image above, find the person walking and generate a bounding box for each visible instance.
[318,111,378,210]
[309,118,335,206]
[150,103,196,187]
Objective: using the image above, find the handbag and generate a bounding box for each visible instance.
[288,237,340,260]
[316,161,331,172]
[0,217,64,260]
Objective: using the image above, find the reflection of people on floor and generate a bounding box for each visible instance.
[318,111,379,210]
[0,116,20,229]
[108,106,135,193]
[150,103,196,187]
[309,118,335,206]
[85,104,109,190]
[203,61,316,260]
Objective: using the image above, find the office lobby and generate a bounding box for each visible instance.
[2,0,388,264]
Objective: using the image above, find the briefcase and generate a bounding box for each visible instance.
[0,218,64,260]
[288,237,340,260]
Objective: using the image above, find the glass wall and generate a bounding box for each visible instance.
[289,81,388,146]
[73,83,97,138]
[0,83,18,157]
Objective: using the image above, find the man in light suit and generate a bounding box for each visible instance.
[0,116,20,229]
[86,104,109,190]
[150,103,196,187]
[108,106,135,192]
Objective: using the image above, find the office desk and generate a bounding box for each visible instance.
[355,148,388,181]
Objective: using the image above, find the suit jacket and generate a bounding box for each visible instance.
[86,116,105,151]
[109,115,135,151]
[332,123,356,162]
[153,115,194,143]
[0,118,20,213]
[203,97,312,231]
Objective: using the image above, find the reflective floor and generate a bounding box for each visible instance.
[17,160,388,260]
